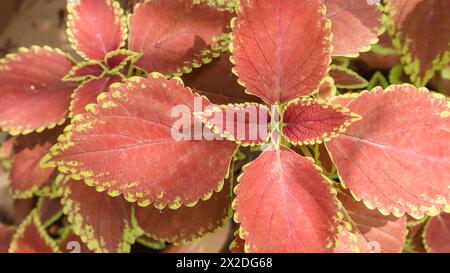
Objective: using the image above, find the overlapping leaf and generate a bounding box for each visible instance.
[9,127,62,198]
[134,170,233,243]
[0,47,75,134]
[8,211,59,253]
[231,0,332,104]
[67,0,127,60]
[282,98,359,145]
[42,74,237,209]
[324,0,383,57]
[63,61,104,82]
[329,65,368,89]
[61,179,136,253]
[59,228,94,253]
[384,0,450,86]
[423,213,450,253]
[337,189,408,253]
[195,103,270,146]
[326,84,450,218]
[70,76,123,117]
[182,53,261,104]
[234,147,343,252]
[128,0,233,75]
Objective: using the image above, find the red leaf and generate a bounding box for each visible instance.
[182,53,262,104]
[329,65,368,89]
[128,0,233,75]
[70,76,123,117]
[326,84,450,218]
[104,49,140,72]
[0,136,15,169]
[61,179,135,253]
[0,47,75,134]
[282,98,360,145]
[43,74,237,209]
[337,189,408,253]
[9,128,62,198]
[135,172,233,243]
[37,197,63,228]
[384,0,450,86]
[63,61,104,82]
[423,213,450,253]
[67,0,126,60]
[324,0,383,57]
[0,224,14,253]
[232,0,332,104]
[316,76,336,101]
[234,147,343,252]
[195,103,270,146]
[9,211,59,253]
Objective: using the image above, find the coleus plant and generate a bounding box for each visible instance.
[0,0,449,253]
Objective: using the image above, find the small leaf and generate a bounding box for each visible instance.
[63,61,105,82]
[182,53,262,104]
[195,103,270,146]
[281,98,360,146]
[423,213,450,253]
[9,210,60,253]
[43,74,237,209]
[104,49,140,73]
[128,0,233,75]
[70,76,123,117]
[231,0,332,104]
[61,179,136,253]
[67,0,127,60]
[0,136,15,170]
[229,230,245,253]
[316,76,337,101]
[329,65,368,89]
[0,224,15,253]
[0,47,75,135]
[9,127,62,198]
[134,170,233,244]
[326,84,450,218]
[384,0,450,86]
[324,0,383,57]
[367,71,389,90]
[337,189,408,253]
[234,147,344,252]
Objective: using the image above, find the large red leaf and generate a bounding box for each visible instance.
[232,0,332,104]
[135,171,233,243]
[326,84,450,218]
[282,98,360,145]
[128,0,233,75]
[9,128,62,198]
[67,0,127,60]
[384,0,450,86]
[0,47,75,134]
[70,76,123,117]
[423,213,450,253]
[63,61,105,82]
[182,53,262,104]
[61,179,136,253]
[0,224,14,253]
[324,0,383,57]
[337,189,407,253]
[234,147,343,252]
[42,74,237,209]
[195,103,270,146]
[9,211,59,253]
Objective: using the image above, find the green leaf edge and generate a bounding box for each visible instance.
[41,73,238,210]
[325,84,450,220]
[329,64,369,89]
